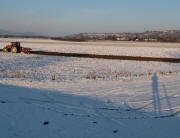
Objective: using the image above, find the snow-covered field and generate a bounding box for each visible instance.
[1,38,180,138]
[1,38,180,58]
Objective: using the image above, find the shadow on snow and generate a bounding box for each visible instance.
[0,83,180,138]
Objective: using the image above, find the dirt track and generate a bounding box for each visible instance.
[30,51,180,63]
[1,49,180,63]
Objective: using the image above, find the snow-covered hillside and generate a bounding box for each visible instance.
[0,38,180,138]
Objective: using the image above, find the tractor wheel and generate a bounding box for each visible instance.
[11,47,18,53]
[3,47,8,52]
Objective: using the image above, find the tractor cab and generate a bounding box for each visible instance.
[11,42,21,48]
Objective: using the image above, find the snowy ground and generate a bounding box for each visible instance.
[0,38,180,138]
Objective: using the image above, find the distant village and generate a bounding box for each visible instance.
[64,30,180,42]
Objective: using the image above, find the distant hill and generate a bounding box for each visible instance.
[63,30,180,42]
[0,29,39,36]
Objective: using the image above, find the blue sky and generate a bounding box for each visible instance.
[0,0,180,36]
